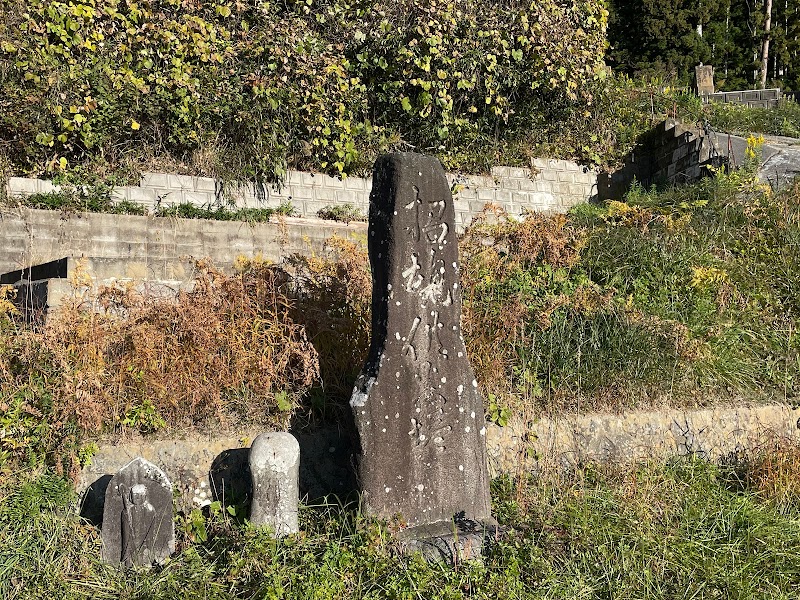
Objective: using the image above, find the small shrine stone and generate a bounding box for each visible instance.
[101,457,175,567]
[350,152,492,529]
[249,432,300,536]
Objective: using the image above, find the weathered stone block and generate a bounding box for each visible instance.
[140,173,168,189]
[469,200,488,213]
[194,177,217,193]
[313,186,337,201]
[167,174,195,190]
[540,169,558,182]
[249,432,300,536]
[491,166,530,179]
[289,184,314,200]
[127,187,157,204]
[335,190,358,204]
[557,171,574,183]
[695,65,714,95]
[497,178,522,191]
[345,177,368,191]
[494,190,512,204]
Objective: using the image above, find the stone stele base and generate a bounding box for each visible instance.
[395,517,500,564]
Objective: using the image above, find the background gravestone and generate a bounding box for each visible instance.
[350,152,492,529]
[695,64,714,95]
[249,432,300,536]
[101,457,175,567]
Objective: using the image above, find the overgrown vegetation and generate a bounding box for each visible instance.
[3,451,800,598]
[0,0,609,180]
[154,201,296,222]
[463,147,800,413]
[316,203,367,224]
[6,189,297,222]
[3,155,799,473]
[0,262,319,477]
[707,97,800,138]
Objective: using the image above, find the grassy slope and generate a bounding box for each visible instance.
[462,161,800,415]
[2,453,800,599]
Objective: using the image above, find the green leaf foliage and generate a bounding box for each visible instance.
[0,0,609,178]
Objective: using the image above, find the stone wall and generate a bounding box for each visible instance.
[703,88,782,108]
[0,206,367,279]
[598,119,722,200]
[77,402,800,518]
[6,159,597,234]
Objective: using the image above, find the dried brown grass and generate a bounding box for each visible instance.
[740,435,800,512]
[0,261,320,472]
[283,236,372,408]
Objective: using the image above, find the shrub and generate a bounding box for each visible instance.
[0,262,319,475]
[0,0,608,179]
[316,203,366,224]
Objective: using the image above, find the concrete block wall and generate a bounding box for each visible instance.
[0,207,367,280]
[704,88,782,108]
[138,160,596,230]
[598,119,720,200]
[6,159,597,234]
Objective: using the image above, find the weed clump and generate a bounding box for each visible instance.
[461,167,800,415]
[316,203,367,224]
[0,262,319,476]
[154,202,296,222]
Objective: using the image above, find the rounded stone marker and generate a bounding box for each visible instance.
[249,432,300,536]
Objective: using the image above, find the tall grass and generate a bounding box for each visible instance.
[461,167,800,414]
[3,450,800,599]
[708,98,800,139]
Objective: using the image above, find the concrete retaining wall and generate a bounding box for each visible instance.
[485,403,800,475]
[6,159,597,234]
[0,206,366,278]
[77,402,800,519]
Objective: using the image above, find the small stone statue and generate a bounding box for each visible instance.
[101,457,175,567]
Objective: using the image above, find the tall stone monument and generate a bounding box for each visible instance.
[350,153,492,531]
[101,457,175,567]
